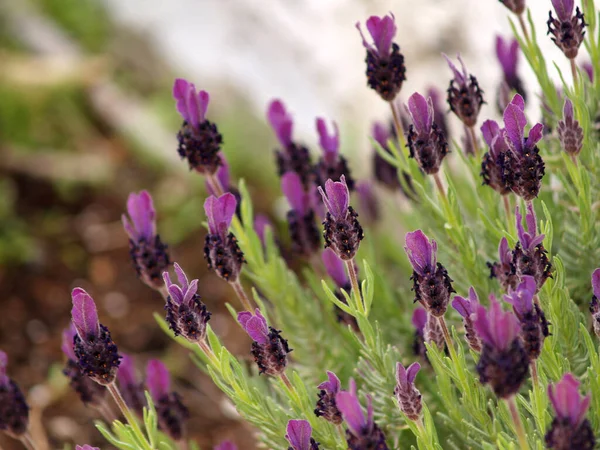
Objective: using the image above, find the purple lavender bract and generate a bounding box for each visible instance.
[356,14,406,102]
[314,370,343,425]
[238,309,291,376]
[117,354,146,416]
[496,36,526,103]
[71,288,120,385]
[122,191,171,290]
[282,172,321,257]
[444,54,484,128]
[545,373,595,450]
[0,351,29,438]
[547,0,586,60]
[404,230,454,317]
[203,193,245,282]
[394,362,422,421]
[174,78,223,174]
[285,420,321,450]
[489,237,519,291]
[163,263,211,343]
[452,287,482,352]
[147,359,189,441]
[406,92,449,174]
[318,176,364,261]
[314,118,354,190]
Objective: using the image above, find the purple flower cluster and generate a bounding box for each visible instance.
[547,0,587,60]
[0,351,29,438]
[444,54,485,129]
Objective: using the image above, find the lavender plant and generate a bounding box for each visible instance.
[5,1,600,449]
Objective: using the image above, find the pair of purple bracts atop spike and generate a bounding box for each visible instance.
[490,203,552,293]
[444,54,485,129]
[545,374,595,449]
[481,94,545,201]
[356,14,406,102]
[285,420,321,450]
[0,351,29,438]
[174,79,223,174]
[452,288,483,353]
[395,362,422,422]
[548,0,587,60]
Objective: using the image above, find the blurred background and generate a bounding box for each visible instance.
[0,0,581,448]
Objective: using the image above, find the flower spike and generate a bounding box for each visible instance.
[444,53,484,128]
[557,99,583,157]
[452,287,482,352]
[548,0,586,60]
[394,362,422,421]
[315,370,343,425]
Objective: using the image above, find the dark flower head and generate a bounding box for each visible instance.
[173,78,210,130]
[394,362,422,421]
[547,1,587,59]
[214,441,238,450]
[122,191,170,290]
[286,420,320,450]
[147,359,189,441]
[452,287,482,352]
[0,350,29,437]
[355,181,380,224]
[173,79,223,174]
[336,379,388,448]
[267,100,294,148]
[71,288,120,385]
[204,194,245,282]
[356,14,406,102]
[557,99,584,156]
[318,176,364,261]
[499,0,525,15]
[480,120,511,195]
[322,248,349,289]
[546,374,596,449]
[444,53,485,127]
[238,309,291,376]
[406,92,449,174]
[315,370,343,425]
[163,264,211,343]
[117,354,146,416]
[475,298,529,398]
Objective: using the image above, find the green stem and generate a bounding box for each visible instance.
[433,172,446,202]
[107,383,152,450]
[438,316,457,361]
[231,280,253,311]
[507,396,529,450]
[345,259,363,315]
[198,340,220,368]
[468,125,480,157]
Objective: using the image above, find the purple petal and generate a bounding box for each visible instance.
[118,354,138,386]
[316,118,340,164]
[499,237,512,265]
[285,420,312,450]
[504,275,536,315]
[61,324,77,360]
[237,311,253,328]
[452,295,472,319]
[582,62,594,81]
[406,92,433,134]
[366,14,396,56]
[173,263,189,293]
[254,214,272,246]
[355,21,376,53]
[592,269,600,299]
[124,191,156,241]
[318,370,341,393]
[404,230,436,276]
[281,172,309,215]
[214,441,238,450]
[238,309,269,345]
[563,99,574,121]
[396,362,408,386]
[525,123,544,149]
[204,193,237,237]
[481,120,501,148]
[71,288,100,339]
[336,379,366,436]
[496,36,519,80]
[173,78,191,123]
[552,0,574,21]
[406,362,420,384]
[207,153,231,196]
[443,53,467,86]
[503,95,527,153]
[318,177,349,219]
[146,359,171,402]
[0,350,8,383]
[475,299,519,351]
[411,307,427,331]
[525,202,537,236]
[372,122,391,148]
[267,100,293,147]
[548,373,589,426]
[515,206,527,247]
[322,248,349,288]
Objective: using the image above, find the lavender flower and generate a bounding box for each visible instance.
[452,287,482,352]
[394,362,422,421]
[489,237,519,291]
[314,118,354,189]
[318,176,364,261]
[0,351,29,438]
[496,36,526,103]
[122,191,171,290]
[547,0,586,60]
[545,373,595,449]
[589,269,600,337]
[499,0,525,15]
[356,14,406,102]
[117,354,146,416]
[173,78,223,174]
[504,276,549,361]
[238,309,291,376]
[474,298,529,398]
[163,263,211,343]
[203,193,245,282]
[480,120,512,195]
[557,99,584,156]
[355,181,380,224]
[404,230,454,317]
[411,308,427,359]
[61,324,106,408]
[214,441,238,450]
[444,54,484,128]
[336,379,388,449]
[71,288,120,385]
[282,172,321,257]
[513,203,552,290]
[406,92,449,174]
[314,370,343,425]
[147,359,189,441]
[285,420,321,450]
[268,100,314,188]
